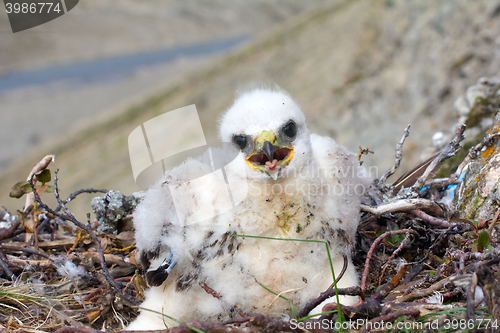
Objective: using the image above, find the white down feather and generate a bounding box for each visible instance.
[127,87,371,330]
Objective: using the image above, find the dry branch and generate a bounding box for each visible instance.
[412,209,457,228]
[361,230,418,293]
[28,171,122,292]
[379,124,410,184]
[410,124,466,192]
[54,188,108,213]
[359,308,420,333]
[397,274,470,303]
[361,198,444,217]
[0,218,20,241]
[437,132,500,190]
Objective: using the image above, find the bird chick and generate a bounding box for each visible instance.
[127,87,371,330]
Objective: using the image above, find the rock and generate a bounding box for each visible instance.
[455,81,500,220]
[436,77,500,178]
[0,210,19,230]
[432,131,446,148]
[91,190,143,234]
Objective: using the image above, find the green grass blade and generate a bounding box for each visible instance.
[234,234,344,331]
[256,281,297,320]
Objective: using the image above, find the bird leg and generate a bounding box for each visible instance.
[145,251,177,287]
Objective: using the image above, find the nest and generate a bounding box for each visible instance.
[1,81,500,333]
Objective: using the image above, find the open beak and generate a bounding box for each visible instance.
[245,130,294,180]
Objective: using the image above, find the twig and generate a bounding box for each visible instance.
[361,229,419,292]
[297,286,361,319]
[22,155,55,245]
[320,264,408,323]
[404,263,425,284]
[83,277,132,302]
[0,244,53,261]
[488,210,500,240]
[0,218,20,241]
[24,154,55,213]
[371,263,407,302]
[170,313,306,333]
[199,282,222,299]
[36,216,50,234]
[434,131,500,190]
[378,232,412,285]
[359,308,420,333]
[412,210,457,228]
[397,274,470,302]
[0,249,16,281]
[199,282,246,317]
[54,327,100,333]
[475,264,500,324]
[54,170,73,216]
[451,247,500,273]
[55,188,108,213]
[28,172,122,292]
[327,255,348,290]
[55,170,121,291]
[9,257,53,269]
[467,272,477,325]
[424,177,462,187]
[410,124,466,192]
[379,125,410,184]
[361,198,444,217]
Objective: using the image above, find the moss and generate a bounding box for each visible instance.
[466,192,486,219]
[465,95,500,128]
[435,140,475,178]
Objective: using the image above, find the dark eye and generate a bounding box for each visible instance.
[233,135,247,150]
[283,121,297,138]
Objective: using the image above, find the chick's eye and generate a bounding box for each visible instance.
[283,121,297,137]
[233,135,247,150]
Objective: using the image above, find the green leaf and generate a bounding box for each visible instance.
[9,189,25,199]
[477,230,490,252]
[45,185,55,193]
[10,181,32,198]
[12,181,29,191]
[36,169,51,185]
[444,257,451,264]
[20,183,32,193]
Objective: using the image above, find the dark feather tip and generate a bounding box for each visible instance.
[146,267,170,287]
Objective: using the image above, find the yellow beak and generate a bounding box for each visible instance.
[245,131,294,180]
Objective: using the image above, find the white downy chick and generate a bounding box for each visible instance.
[127,87,371,330]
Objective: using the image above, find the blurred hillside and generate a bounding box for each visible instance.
[1,0,500,220]
[0,0,324,171]
[0,0,321,73]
